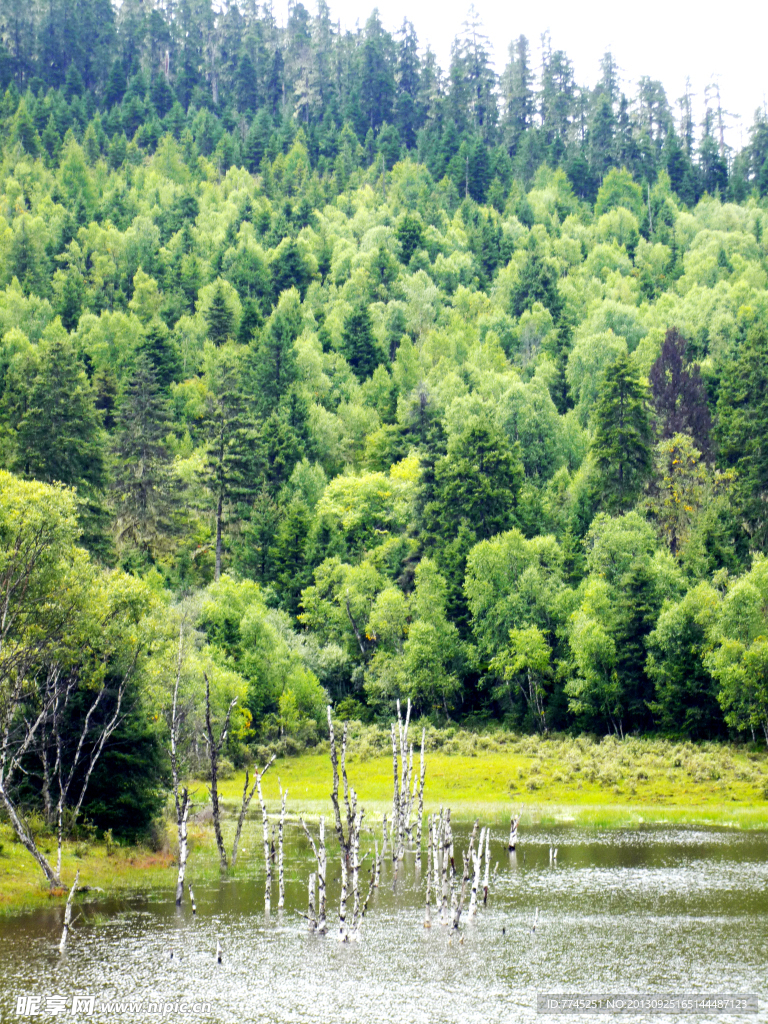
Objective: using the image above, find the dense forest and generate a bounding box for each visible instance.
[2,0,768,850]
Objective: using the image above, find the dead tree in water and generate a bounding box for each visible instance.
[59,869,80,953]
[483,827,491,905]
[424,816,433,927]
[255,761,274,912]
[169,622,192,904]
[327,706,355,861]
[451,820,478,932]
[232,754,276,868]
[203,673,238,872]
[300,816,327,933]
[278,782,287,910]
[508,809,522,851]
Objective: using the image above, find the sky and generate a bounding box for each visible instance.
[274,0,768,151]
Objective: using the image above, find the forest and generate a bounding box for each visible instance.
[1,0,768,858]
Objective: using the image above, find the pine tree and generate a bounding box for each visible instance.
[111,354,178,560]
[202,345,256,582]
[341,304,380,381]
[137,318,182,388]
[716,323,768,548]
[204,280,235,346]
[15,332,105,491]
[590,354,653,513]
[248,288,301,417]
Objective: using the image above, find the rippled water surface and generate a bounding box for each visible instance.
[1,825,766,1023]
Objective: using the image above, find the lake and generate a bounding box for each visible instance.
[1,823,766,1023]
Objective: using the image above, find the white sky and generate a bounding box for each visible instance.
[276,0,768,152]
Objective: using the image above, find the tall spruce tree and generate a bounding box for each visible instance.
[590,354,653,513]
[202,345,256,581]
[341,304,380,380]
[716,323,768,549]
[111,354,178,560]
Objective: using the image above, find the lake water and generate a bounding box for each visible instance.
[1,824,766,1023]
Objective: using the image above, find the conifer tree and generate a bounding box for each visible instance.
[204,280,235,346]
[202,345,256,581]
[341,304,380,380]
[590,354,653,513]
[111,354,178,560]
[137,318,182,388]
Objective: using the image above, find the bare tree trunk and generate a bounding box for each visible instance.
[424,816,433,928]
[59,869,80,953]
[416,728,426,850]
[390,723,399,862]
[441,808,451,924]
[256,765,272,913]
[175,788,190,906]
[433,809,441,905]
[0,777,61,886]
[307,872,316,932]
[483,826,491,905]
[232,755,275,868]
[508,810,520,851]
[373,838,380,887]
[204,674,237,872]
[469,827,485,918]
[300,816,327,933]
[338,848,348,942]
[327,706,351,859]
[278,784,286,910]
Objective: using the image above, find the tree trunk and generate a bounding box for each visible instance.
[277,785,286,910]
[59,869,80,953]
[215,490,223,581]
[175,788,190,906]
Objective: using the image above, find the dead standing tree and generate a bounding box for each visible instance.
[169,621,191,905]
[203,673,237,872]
[231,754,276,869]
[325,706,377,941]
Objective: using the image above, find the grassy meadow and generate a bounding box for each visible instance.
[2,728,767,914]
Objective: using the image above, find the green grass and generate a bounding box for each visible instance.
[2,730,766,915]
[215,728,768,828]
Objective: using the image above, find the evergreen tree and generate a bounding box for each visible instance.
[341,304,380,381]
[204,280,235,346]
[249,288,301,416]
[111,354,178,560]
[590,354,653,513]
[137,319,182,388]
[15,332,105,492]
[716,323,768,548]
[203,345,255,581]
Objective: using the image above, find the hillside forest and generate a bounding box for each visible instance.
[2,0,768,851]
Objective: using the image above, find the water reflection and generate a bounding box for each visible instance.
[1,825,766,1023]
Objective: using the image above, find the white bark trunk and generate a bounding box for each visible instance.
[508,811,520,851]
[483,826,491,905]
[188,884,196,915]
[468,827,484,918]
[175,788,190,906]
[416,728,426,849]
[59,869,79,953]
[256,767,271,913]
[424,816,433,928]
[338,849,348,942]
[278,785,286,910]
[307,872,316,932]
[441,808,451,924]
[373,838,380,887]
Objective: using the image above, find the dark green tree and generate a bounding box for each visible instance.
[341,304,381,381]
[590,353,653,513]
[716,323,768,549]
[204,281,235,346]
[111,354,178,561]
